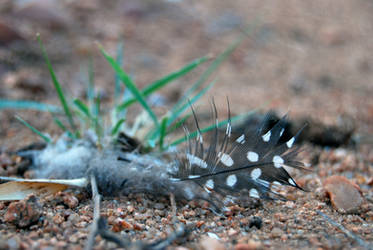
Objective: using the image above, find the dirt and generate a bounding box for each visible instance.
[0,0,372,249]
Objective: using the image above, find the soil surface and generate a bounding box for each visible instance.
[0,0,372,249]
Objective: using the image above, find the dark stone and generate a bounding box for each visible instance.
[249,216,262,229]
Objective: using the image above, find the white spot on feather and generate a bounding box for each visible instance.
[250,168,261,179]
[236,134,245,144]
[249,188,260,198]
[288,178,296,186]
[218,152,234,167]
[262,131,271,142]
[205,179,214,189]
[286,137,295,148]
[197,133,203,143]
[272,181,282,187]
[186,153,208,169]
[188,175,200,179]
[273,155,284,168]
[247,151,259,162]
[226,175,237,187]
[225,123,232,137]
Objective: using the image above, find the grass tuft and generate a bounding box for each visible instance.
[5,33,249,151]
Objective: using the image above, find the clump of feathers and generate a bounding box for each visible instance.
[24,103,307,212]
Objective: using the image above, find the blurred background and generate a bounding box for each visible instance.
[1,0,373,148]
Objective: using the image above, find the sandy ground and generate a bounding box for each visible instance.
[0,0,372,249]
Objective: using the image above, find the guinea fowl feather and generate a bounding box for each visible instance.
[171,101,306,206]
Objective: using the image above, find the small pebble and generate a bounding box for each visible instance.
[248,216,262,229]
[228,228,238,236]
[323,175,364,213]
[4,195,42,228]
[52,214,65,224]
[112,218,133,232]
[62,194,79,209]
[234,240,261,250]
[271,227,283,238]
[199,235,225,250]
[67,213,80,224]
[153,203,165,209]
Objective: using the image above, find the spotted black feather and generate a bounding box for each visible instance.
[172,101,307,207]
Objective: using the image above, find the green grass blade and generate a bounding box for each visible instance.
[52,116,74,139]
[168,79,216,127]
[172,38,243,114]
[37,34,76,132]
[93,95,103,145]
[169,112,252,147]
[115,41,124,104]
[87,58,95,110]
[99,44,160,129]
[111,118,125,136]
[143,57,209,96]
[15,115,51,143]
[73,99,91,118]
[0,99,60,113]
[73,97,103,141]
[158,116,168,150]
[116,56,209,112]
[93,95,100,118]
